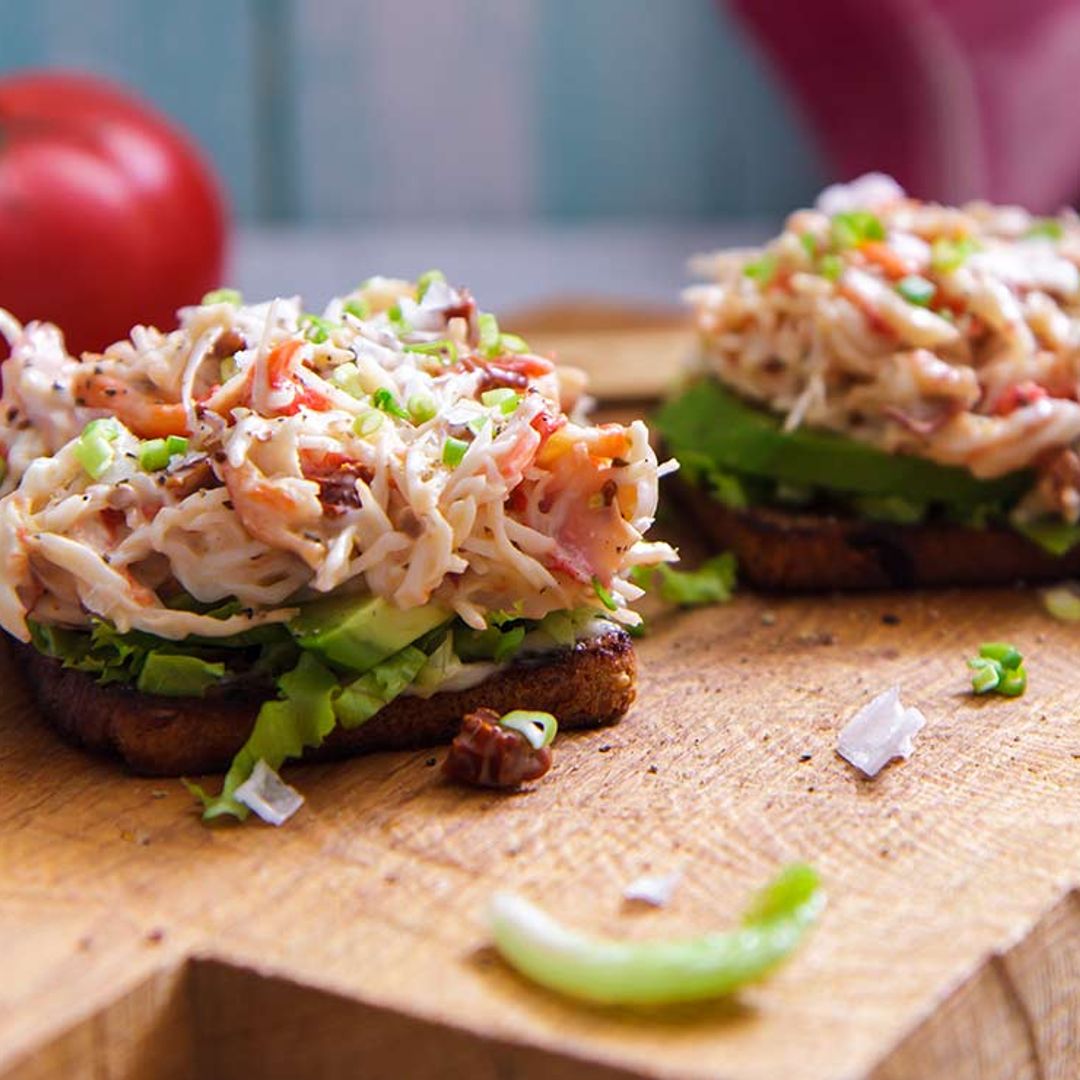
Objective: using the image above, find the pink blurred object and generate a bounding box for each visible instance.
[729,0,1080,211]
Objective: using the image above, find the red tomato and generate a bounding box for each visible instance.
[0,72,227,357]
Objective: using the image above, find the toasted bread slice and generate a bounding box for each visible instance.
[672,475,1080,590]
[13,629,636,777]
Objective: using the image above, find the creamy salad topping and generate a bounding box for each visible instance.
[0,275,675,643]
[688,174,1080,525]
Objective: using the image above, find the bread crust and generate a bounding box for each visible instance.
[12,630,636,776]
[671,475,1080,590]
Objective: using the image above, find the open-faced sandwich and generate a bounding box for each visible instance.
[659,174,1080,589]
[0,274,675,819]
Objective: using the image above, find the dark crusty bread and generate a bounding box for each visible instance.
[13,629,636,776]
[671,475,1080,591]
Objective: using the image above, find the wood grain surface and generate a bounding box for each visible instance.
[1,314,1078,1079]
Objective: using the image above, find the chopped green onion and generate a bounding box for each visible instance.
[353,410,384,438]
[387,303,410,335]
[498,332,530,354]
[830,210,885,249]
[978,641,1022,671]
[331,362,365,399]
[497,710,558,750]
[342,298,370,321]
[75,419,121,480]
[415,269,446,300]
[372,388,410,420]
[477,312,501,356]
[997,666,1027,697]
[407,394,437,424]
[139,434,189,473]
[968,657,1001,694]
[466,414,490,437]
[896,274,936,307]
[299,313,337,344]
[488,863,824,1005]
[442,436,468,467]
[819,254,844,281]
[1041,584,1080,622]
[743,254,778,285]
[799,233,818,258]
[404,339,459,364]
[480,387,521,415]
[201,288,241,307]
[968,642,1026,697]
[592,576,617,611]
[138,439,170,472]
[1026,218,1064,241]
[930,236,976,273]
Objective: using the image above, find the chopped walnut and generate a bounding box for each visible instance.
[443,708,553,789]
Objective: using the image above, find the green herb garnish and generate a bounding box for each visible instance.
[968,641,1027,697]
[442,436,468,467]
[201,288,242,307]
[896,274,936,307]
[372,388,410,420]
[830,210,885,249]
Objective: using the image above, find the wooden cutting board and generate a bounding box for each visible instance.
[1,314,1079,1080]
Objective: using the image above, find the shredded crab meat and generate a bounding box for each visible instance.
[0,277,675,642]
[688,174,1080,523]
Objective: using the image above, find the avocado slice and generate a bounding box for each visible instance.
[290,594,452,674]
[656,378,1030,507]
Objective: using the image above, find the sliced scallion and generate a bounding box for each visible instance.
[477,312,501,356]
[930,236,976,273]
[201,288,242,307]
[442,436,468,467]
[299,313,337,344]
[404,339,459,364]
[138,439,170,472]
[830,210,885,249]
[353,410,384,438]
[415,269,446,300]
[372,388,410,420]
[498,332,530,354]
[480,387,521,415]
[592,576,617,611]
[497,710,558,750]
[407,394,437,424]
[819,254,844,282]
[896,274,936,307]
[343,298,370,321]
[744,254,778,285]
[75,419,121,480]
[1026,218,1063,241]
[488,863,823,1005]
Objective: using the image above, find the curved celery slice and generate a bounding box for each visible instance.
[489,863,823,1005]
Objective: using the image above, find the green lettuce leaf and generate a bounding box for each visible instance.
[188,651,340,821]
[189,639,439,821]
[657,378,1030,507]
[1013,517,1080,556]
[631,553,737,607]
[136,653,226,697]
[334,644,429,727]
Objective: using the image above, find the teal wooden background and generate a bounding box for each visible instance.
[0,0,826,223]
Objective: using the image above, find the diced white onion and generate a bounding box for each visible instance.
[623,870,682,907]
[234,759,305,826]
[837,685,926,778]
